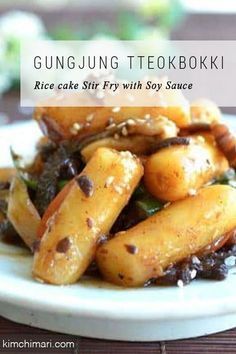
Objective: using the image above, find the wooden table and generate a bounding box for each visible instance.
[1,315,236,353]
[1,7,236,353]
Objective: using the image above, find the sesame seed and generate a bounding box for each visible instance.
[114,185,123,194]
[191,255,200,265]
[120,151,133,158]
[190,269,197,279]
[73,122,82,131]
[114,133,120,140]
[104,176,115,188]
[188,188,197,196]
[136,118,146,124]
[197,136,205,143]
[121,126,128,136]
[70,122,83,135]
[86,114,94,122]
[70,127,78,135]
[112,107,120,113]
[177,279,184,288]
[106,123,116,130]
[107,117,114,125]
[127,119,136,126]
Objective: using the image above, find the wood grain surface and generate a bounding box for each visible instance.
[1,7,236,353]
[1,315,236,354]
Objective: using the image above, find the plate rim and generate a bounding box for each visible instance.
[1,115,236,322]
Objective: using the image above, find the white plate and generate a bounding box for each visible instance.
[1,116,236,342]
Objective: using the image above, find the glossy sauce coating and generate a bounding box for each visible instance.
[33,147,143,284]
[96,185,236,287]
[144,135,228,201]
